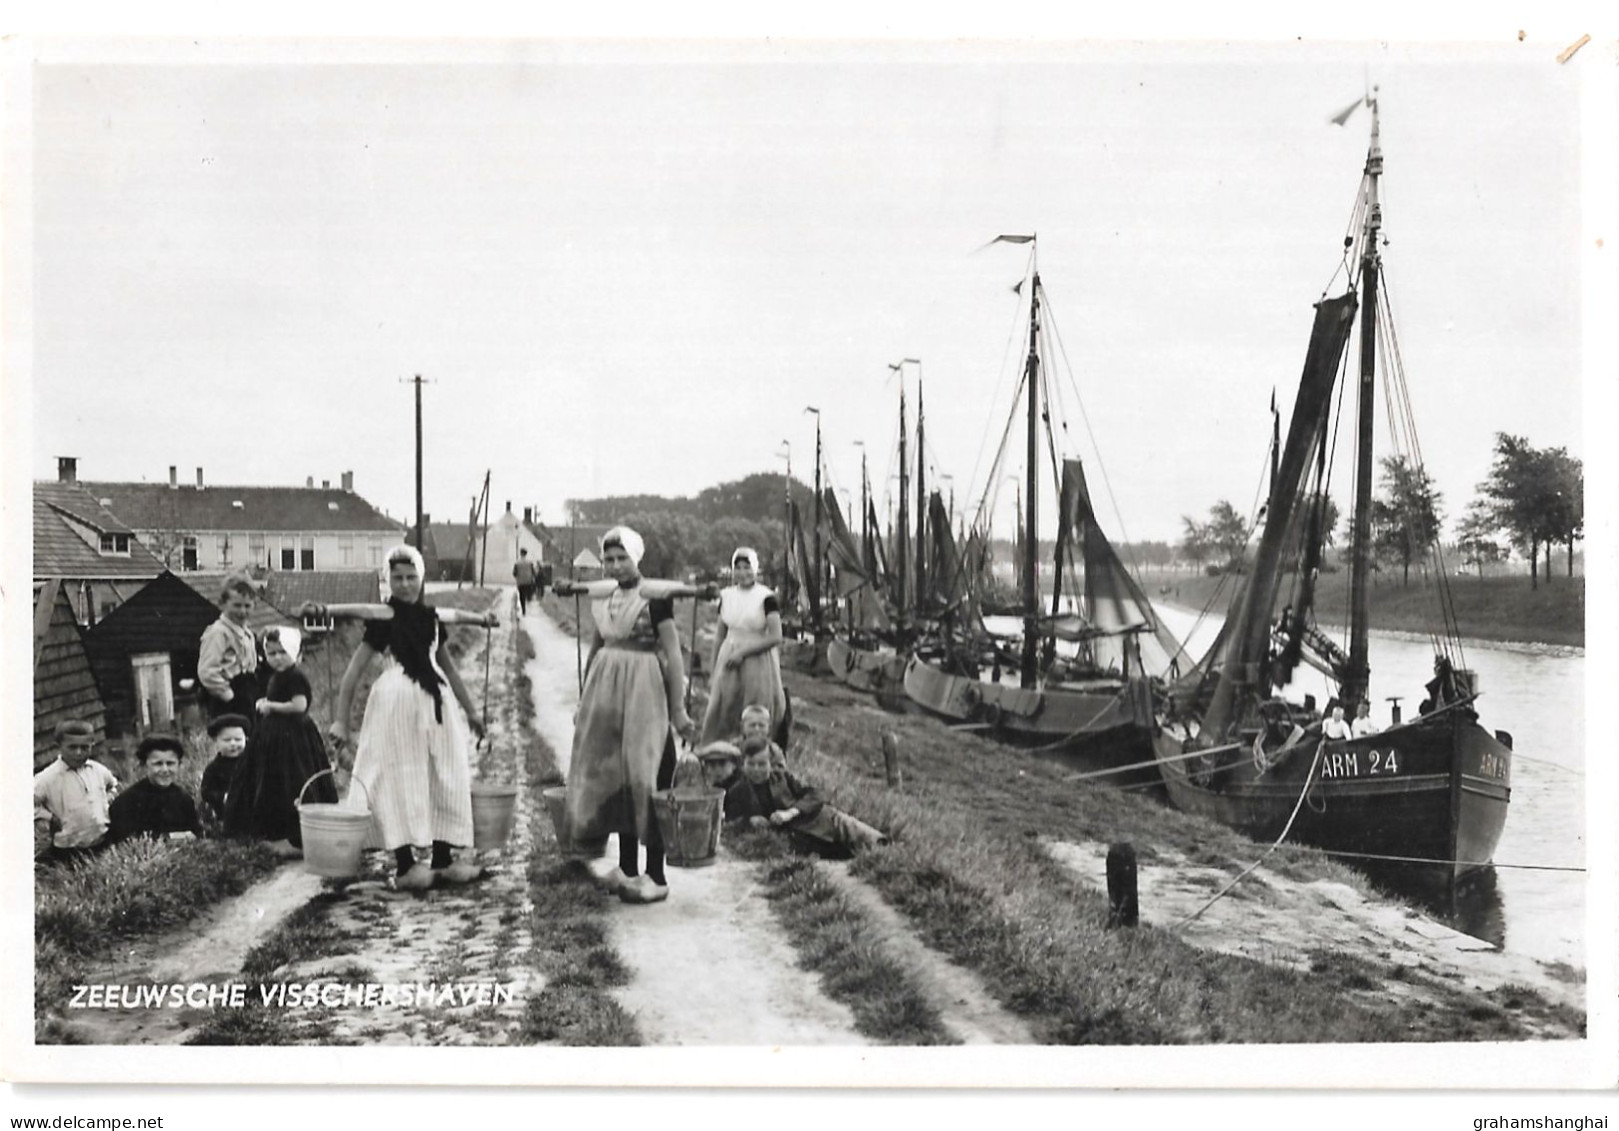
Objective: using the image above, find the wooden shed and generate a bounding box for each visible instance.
[33,579,108,769]
[84,571,222,736]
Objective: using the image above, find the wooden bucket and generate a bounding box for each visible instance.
[297,770,372,879]
[541,786,608,860]
[651,787,724,868]
[471,783,519,850]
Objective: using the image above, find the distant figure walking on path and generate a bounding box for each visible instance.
[700,547,789,749]
[565,526,698,906]
[313,545,498,892]
[222,626,334,858]
[513,549,540,616]
[199,574,262,730]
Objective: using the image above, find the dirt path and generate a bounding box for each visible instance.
[521,604,866,1044]
[271,591,538,1045]
[58,866,328,1045]
[1044,839,1585,1024]
[818,863,1036,1044]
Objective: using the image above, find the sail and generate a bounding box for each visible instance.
[923,491,972,615]
[1201,292,1359,740]
[787,499,818,618]
[820,488,892,631]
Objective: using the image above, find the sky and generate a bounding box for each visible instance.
[20,38,1593,550]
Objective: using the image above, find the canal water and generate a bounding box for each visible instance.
[1153,602,1585,970]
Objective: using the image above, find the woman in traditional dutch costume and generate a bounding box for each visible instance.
[699,546,788,748]
[314,546,498,891]
[565,526,698,905]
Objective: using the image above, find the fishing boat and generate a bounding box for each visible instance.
[902,239,1187,781]
[1153,93,1511,884]
[824,362,926,696]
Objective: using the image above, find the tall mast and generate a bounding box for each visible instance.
[896,376,910,621]
[1021,273,1042,689]
[812,411,824,629]
[1345,91,1382,710]
[860,449,871,576]
[915,367,926,617]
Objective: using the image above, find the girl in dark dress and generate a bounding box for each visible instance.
[222,626,335,858]
[107,735,203,845]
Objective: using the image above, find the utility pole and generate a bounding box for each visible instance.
[400,374,433,550]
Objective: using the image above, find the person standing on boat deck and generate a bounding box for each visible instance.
[567,526,699,905]
[700,547,790,749]
[1351,701,1379,737]
[1322,704,1352,740]
[315,545,498,892]
[198,574,262,730]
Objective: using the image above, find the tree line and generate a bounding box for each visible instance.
[1176,434,1581,588]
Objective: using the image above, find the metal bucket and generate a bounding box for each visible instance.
[471,782,519,850]
[541,786,608,860]
[651,787,725,868]
[297,770,372,878]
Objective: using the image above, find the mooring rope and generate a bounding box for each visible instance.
[1171,740,1326,928]
[1264,843,1586,873]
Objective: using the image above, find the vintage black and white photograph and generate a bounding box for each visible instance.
[3,19,1613,1107]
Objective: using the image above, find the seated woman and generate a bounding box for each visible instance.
[107,734,203,846]
[722,736,888,859]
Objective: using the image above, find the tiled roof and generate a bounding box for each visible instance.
[34,485,168,580]
[81,480,406,534]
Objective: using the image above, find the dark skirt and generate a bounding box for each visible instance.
[222,713,334,846]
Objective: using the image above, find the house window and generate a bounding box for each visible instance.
[181,535,199,571]
[340,534,355,566]
[97,533,131,556]
[281,536,297,571]
[250,532,266,566]
[219,534,233,568]
[301,536,316,571]
[370,539,384,566]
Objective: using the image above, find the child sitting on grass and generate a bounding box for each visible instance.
[107,735,203,846]
[199,714,249,832]
[739,703,788,772]
[722,736,888,859]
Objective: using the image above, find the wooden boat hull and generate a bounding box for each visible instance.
[781,636,829,675]
[902,654,1160,785]
[826,636,908,694]
[1154,705,1511,883]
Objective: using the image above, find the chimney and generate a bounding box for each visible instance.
[322,479,330,489]
[341,471,354,493]
[523,507,532,525]
[306,476,314,488]
[195,467,204,489]
[57,457,78,484]
[505,500,512,513]
[169,465,178,489]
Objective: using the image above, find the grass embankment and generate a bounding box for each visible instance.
[543,589,958,1045]
[1154,569,1583,649]
[782,671,1581,1043]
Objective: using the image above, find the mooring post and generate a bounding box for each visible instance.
[1106,841,1138,929]
[881,731,902,789]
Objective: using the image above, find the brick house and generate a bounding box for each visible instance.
[68,460,405,576]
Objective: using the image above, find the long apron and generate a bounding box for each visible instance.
[565,590,670,845]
